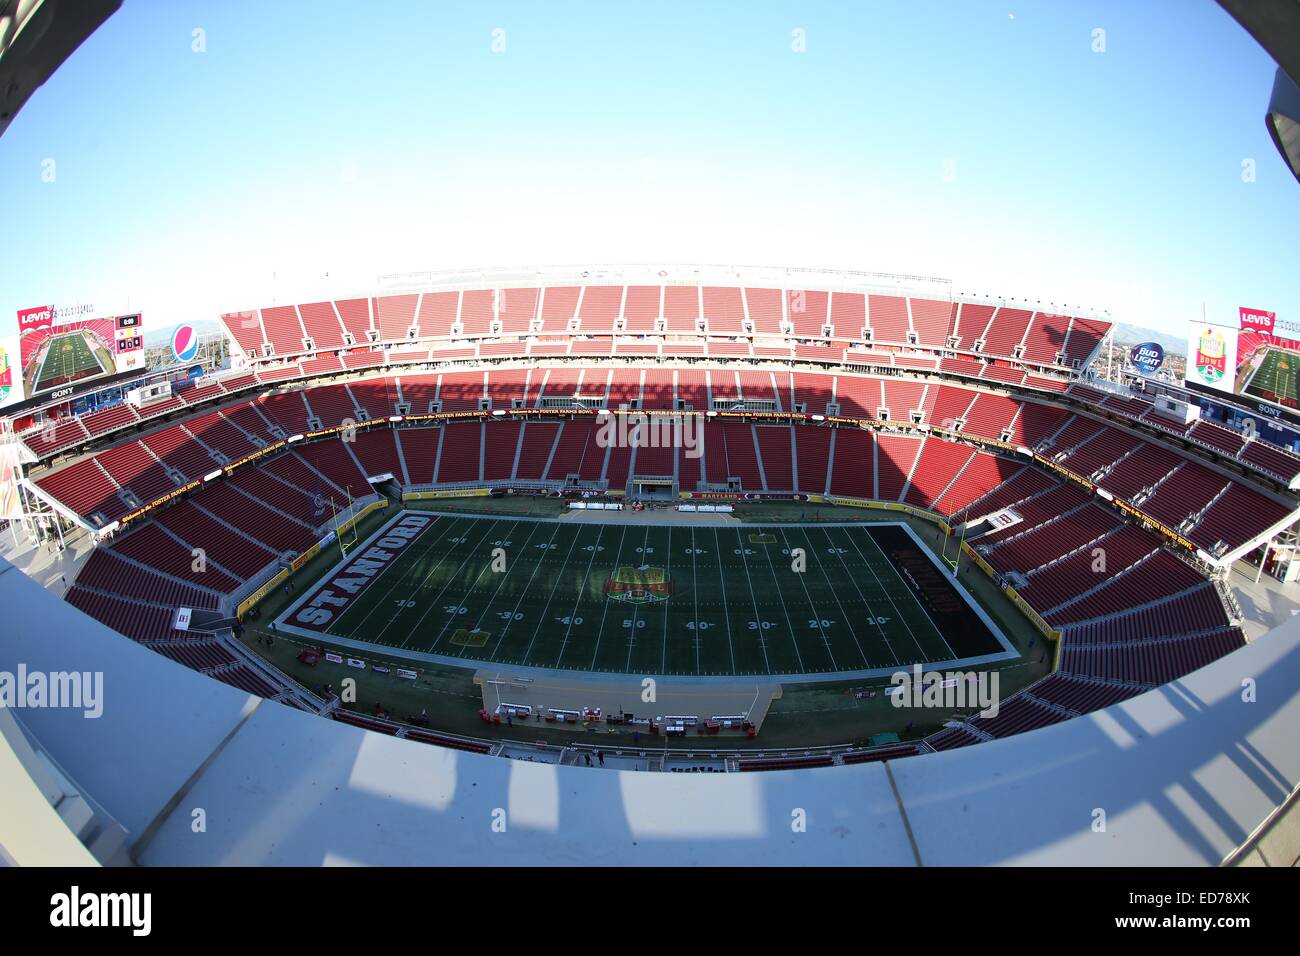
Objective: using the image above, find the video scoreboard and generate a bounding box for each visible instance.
[14,305,148,403]
[115,313,143,354]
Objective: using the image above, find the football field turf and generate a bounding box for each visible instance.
[279,512,1013,678]
[33,331,110,392]
[1243,346,1300,410]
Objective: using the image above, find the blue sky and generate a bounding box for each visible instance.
[1,0,1296,340]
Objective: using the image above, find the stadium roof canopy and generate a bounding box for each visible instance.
[0,0,120,139]
[1218,0,1300,184]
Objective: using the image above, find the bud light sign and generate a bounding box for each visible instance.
[1129,342,1164,376]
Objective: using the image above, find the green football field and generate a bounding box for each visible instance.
[1243,346,1300,410]
[33,330,111,392]
[279,512,1009,677]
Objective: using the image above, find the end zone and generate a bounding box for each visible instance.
[278,511,438,634]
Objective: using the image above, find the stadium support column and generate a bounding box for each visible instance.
[1256,537,1271,584]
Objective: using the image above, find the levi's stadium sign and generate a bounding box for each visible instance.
[1129,342,1164,376]
[16,306,53,333]
[16,305,95,330]
[1240,307,1276,334]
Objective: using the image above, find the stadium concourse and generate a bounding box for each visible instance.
[5,270,1300,779]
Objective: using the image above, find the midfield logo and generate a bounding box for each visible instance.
[604,565,673,604]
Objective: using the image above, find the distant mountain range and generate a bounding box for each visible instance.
[1110,323,1186,356]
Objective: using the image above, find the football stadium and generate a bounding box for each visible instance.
[1,0,1299,900]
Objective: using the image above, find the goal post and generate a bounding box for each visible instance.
[330,489,360,556]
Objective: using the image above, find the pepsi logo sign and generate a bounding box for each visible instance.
[171,324,199,363]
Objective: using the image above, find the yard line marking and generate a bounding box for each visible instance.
[388,516,501,648]
[774,527,838,671]
[660,525,672,674]
[339,514,457,637]
[853,525,956,660]
[521,522,591,665]
[840,525,948,662]
[458,519,544,653]
[691,527,701,674]
[787,526,870,668]
[815,526,901,667]
[710,527,737,674]
[730,527,773,674]
[624,525,653,672]
[845,524,954,660]
[755,527,808,672]
[426,519,524,652]
[486,519,565,660]
[584,525,630,670]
